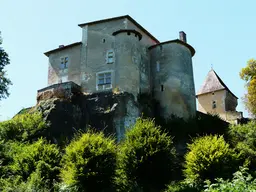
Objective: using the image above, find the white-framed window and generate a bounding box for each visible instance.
[106,50,114,64]
[96,70,113,90]
[156,61,160,72]
[60,56,69,69]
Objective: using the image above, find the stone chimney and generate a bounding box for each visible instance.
[59,45,64,48]
[179,31,187,43]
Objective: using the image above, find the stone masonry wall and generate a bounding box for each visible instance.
[150,42,196,119]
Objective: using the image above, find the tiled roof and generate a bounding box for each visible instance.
[197,69,238,99]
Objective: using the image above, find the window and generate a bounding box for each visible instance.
[161,85,164,92]
[156,61,160,72]
[212,101,216,109]
[106,50,114,64]
[60,57,68,69]
[97,71,112,90]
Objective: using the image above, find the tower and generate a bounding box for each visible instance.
[196,69,243,123]
[149,32,196,119]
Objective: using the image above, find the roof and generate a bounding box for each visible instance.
[196,69,238,99]
[148,39,195,57]
[44,42,82,57]
[78,15,160,43]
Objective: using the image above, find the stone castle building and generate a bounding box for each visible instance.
[42,15,197,119]
[197,69,243,124]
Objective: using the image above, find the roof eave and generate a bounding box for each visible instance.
[148,39,195,57]
[78,15,160,44]
[44,42,82,57]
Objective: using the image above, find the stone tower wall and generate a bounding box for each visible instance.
[114,31,143,97]
[150,42,196,119]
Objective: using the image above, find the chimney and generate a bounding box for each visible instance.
[59,45,64,48]
[179,31,187,43]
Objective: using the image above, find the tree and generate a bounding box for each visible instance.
[0,32,12,100]
[240,59,256,116]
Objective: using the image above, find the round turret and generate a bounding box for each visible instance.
[113,29,143,97]
[149,40,196,119]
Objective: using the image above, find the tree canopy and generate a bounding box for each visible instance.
[0,32,12,100]
[240,59,256,116]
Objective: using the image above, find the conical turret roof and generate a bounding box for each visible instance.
[197,69,238,99]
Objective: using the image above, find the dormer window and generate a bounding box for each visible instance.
[60,57,68,69]
[106,50,114,64]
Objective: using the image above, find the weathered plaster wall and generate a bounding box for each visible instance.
[197,90,226,114]
[48,45,81,85]
[79,18,155,97]
[114,32,141,97]
[126,20,158,93]
[80,19,127,93]
[197,90,242,123]
[150,42,196,119]
[225,91,237,111]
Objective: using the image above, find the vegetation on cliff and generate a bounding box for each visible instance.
[0,111,255,191]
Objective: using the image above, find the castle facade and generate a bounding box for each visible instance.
[43,15,196,119]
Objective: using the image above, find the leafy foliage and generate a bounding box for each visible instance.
[0,139,61,191]
[0,113,48,142]
[240,58,256,116]
[156,113,229,143]
[0,32,12,100]
[184,135,240,185]
[204,167,256,192]
[61,132,117,192]
[228,121,256,175]
[164,181,200,192]
[117,118,177,191]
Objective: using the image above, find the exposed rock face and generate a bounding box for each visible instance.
[33,90,142,142]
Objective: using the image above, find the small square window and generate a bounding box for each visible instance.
[60,56,69,69]
[212,101,216,109]
[106,51,114,64]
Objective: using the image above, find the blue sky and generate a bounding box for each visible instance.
[0,0,254,120]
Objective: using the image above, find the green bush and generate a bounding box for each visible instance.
[184,135,240,185]
[164,181,199,192]
[0,113,48,142]
[61,132,117,192]
[228,121,256,175]
[10,139,60,183]
[117,118,177,192]
[204,167,256,192]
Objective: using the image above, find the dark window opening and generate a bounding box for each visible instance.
[161,85,164,92]
[127,32,131,35]
[102,39,106,43]
[212,92,215,95]
[212,101,216,109]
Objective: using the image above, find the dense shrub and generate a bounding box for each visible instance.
[155,113,229,143]
[184,135,240,185]
[117,118,177,192]
[10,139,60,183]
[61,132,117,192]
[164,181,199,192]
[0,113,48,142]
[0,139,60,191]
[228,121,256,175]
[205,167,256,192]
